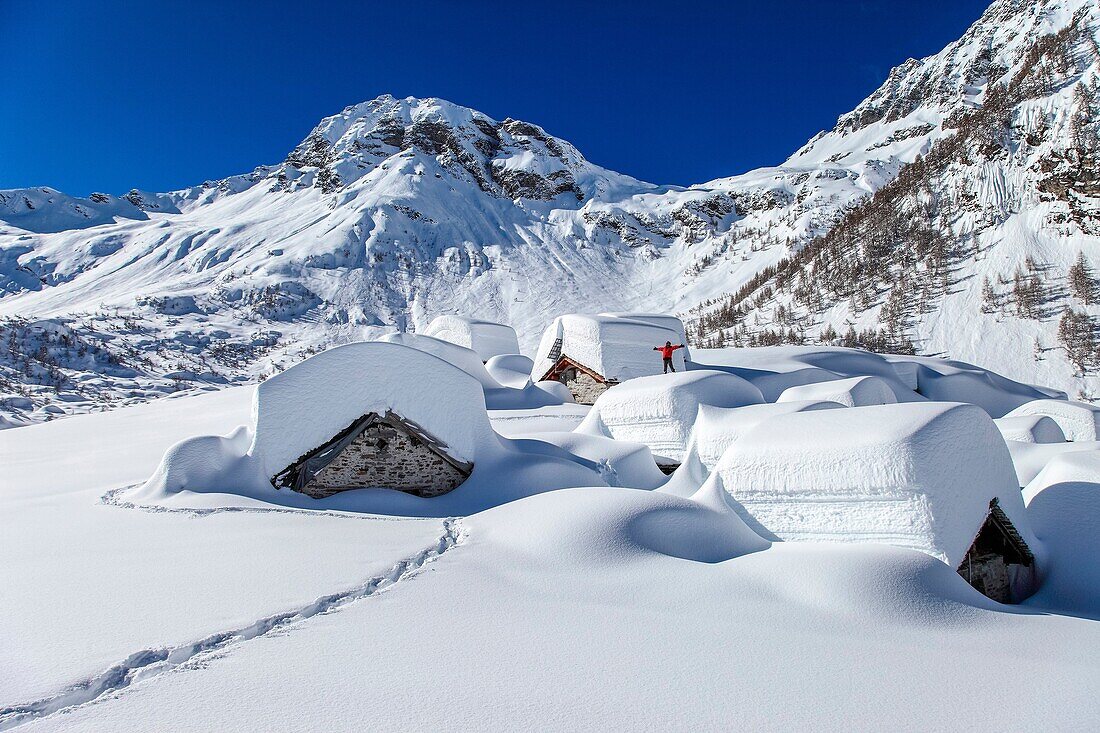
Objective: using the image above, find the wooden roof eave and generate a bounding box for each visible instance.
[540,354,608,384]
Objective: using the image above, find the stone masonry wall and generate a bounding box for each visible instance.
[960,550,1011,603]
[564,370,613,405]
[302,422,469,499]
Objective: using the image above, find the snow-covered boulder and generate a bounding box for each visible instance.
[423,315,521,362]
[532,314,685,384]
[994,415,1066,444]
[485,354,536,389]
[576,370,764,464]
[704,402,1036,572]
[776,375,899,408]
[1003,399,1100,442]
[532,380,575,404]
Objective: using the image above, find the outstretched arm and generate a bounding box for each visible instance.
[674,344,685,350]
[653,346,659,351]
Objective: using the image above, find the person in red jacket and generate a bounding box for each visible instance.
[653,341,685,373]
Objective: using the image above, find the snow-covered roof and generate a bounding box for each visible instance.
[377,332,499,388]
[423,315,521,362]
[532,314,684,382]
[378,333,569,410]
[689,346,1057,414]
[703,402,1035,566]
[1004,399,1100,442]
[689,401,844,474]
[250,341,495,479]
[994,414,1066,444]
[1023,449,1100,505]
[776,375,900,408]
[662,400,844,497]
[576,370,763,463]
[882,355,1062,417]
[599,312,690,359]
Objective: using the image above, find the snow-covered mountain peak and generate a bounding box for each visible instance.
[790,0,1098,168]
[281,93,628,203]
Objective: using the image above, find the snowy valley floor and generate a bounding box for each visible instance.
[2,389,1100,731]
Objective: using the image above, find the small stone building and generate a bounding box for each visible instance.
[247,341,493,501]
[706,402,1040,603]
[532,314,686,404]
[541,353,615,404]
[272,411,473,498]
[957,499,1035,603]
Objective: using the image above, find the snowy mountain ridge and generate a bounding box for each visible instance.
[689,0,1100,398]
[0,0,1097,426]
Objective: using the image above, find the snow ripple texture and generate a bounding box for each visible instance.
[0,517,465,730]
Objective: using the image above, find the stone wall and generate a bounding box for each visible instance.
[562,369,613,405]
[300,421,469,499]
[959,550,1011,603]
[956,505,1035,603]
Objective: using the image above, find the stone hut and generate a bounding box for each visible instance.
[705,402,1039,603]
[958,499,1036,603]
[272,411,473,498]
[250,341,494,499]
[532,314,686,404]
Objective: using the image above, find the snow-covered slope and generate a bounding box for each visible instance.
[0,95,766,424]
[4,386,1100,730]
[2,0,1098,426]
[689,0,1100,398]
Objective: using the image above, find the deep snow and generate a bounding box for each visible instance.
[3,339,1100,730]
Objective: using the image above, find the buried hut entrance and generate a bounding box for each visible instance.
[272,411,473,499]
[957,499,1036,604]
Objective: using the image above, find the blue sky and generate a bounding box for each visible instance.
[0,1,990,194]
